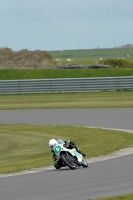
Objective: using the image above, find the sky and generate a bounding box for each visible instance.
[0,0,133,51]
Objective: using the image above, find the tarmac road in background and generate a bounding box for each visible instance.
[0,108,133,130]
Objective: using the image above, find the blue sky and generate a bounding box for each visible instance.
[0,0,133,51]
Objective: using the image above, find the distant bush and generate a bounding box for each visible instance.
[0,48,54,69]
[99,58,133,68]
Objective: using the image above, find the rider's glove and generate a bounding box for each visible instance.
[65,140,70,148]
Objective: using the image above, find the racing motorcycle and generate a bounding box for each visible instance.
[53,139,88,170]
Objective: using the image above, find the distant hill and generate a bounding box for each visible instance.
[49,47,133,61]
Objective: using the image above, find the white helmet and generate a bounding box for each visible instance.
[49,139,58,149]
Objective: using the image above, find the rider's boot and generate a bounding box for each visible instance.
[54,160,60,169]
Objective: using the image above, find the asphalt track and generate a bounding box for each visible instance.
[0,108,133,200]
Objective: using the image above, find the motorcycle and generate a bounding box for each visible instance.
[53,139,88,170]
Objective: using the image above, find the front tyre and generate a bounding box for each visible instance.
[82,158,88,168]
[61,154,76,170]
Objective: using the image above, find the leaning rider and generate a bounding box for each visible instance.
[48,138,86,169]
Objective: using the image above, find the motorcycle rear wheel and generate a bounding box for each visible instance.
[61,154,76,170]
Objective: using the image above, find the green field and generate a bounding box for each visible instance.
[0,68,133,80]
[1,124,133,174]
[89,193,133,200]
[48,48,133,67]
[0,91,133,110]
[49,48,133,67]
[49,48,133,60]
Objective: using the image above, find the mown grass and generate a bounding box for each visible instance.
[90,193,133,200]
[0,68,133,80]
[55,59,95,66]
[1,124,133,174]
[49,48,133,61]
[0,91,133,110]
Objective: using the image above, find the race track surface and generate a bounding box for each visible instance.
[0,108,133,200]
[0,108,133,130]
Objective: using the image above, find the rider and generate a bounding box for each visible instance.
[48,138,86,169]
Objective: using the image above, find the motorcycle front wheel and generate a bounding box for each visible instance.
[82,158,88,168]
[61,154,76,170]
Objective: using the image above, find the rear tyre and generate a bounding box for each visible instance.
[82,158,88,168]
[61,154,76,170]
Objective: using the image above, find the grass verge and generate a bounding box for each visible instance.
[90,193,133,200]
[0,124,133,174]
[0,68,133,80]
[0,91,133,110]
